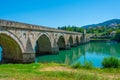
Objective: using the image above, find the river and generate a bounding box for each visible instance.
[0,46,2,61]
[36,41,120,67]
[0,41,120,67]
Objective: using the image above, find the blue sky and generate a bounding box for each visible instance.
[0,0,120,28]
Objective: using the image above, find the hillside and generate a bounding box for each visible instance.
[82,19,120,28]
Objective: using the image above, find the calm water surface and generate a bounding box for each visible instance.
[0,46,2,61]
[36,41,120,67]
[0,42,120,67]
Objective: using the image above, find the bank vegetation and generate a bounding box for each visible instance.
[0,62,120,80]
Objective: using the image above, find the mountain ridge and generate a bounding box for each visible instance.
[82,19,120,28]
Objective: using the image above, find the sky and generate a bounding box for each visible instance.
[0,0,120,28]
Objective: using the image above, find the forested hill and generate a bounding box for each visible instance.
[82,19,120,28]
[57,19,120,33]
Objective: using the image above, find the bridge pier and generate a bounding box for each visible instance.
[65,43,71,49]
[57,42,79,50]
[70,43,78,47]
[22,53,35,63]
[2,53,36,63]
[51,46,59,54]
[73,43,78,47]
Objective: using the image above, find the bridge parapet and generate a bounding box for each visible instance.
[0,19,82,35]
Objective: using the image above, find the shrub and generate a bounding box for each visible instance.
[71,61,93,69]
[102,57,120,68]
[83,61,93,69]
[71,62,82,69]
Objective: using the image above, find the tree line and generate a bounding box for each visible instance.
[86,25,120,36]
[58,25,84,33]
[58,25,120,42]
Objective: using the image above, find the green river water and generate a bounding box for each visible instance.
[0,41,120,67]
[36,41,120,67]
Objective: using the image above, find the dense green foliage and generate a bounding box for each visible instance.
[114,30,120,42]
[71,62,82,69]
[86,25,120,40]
[58,25,84,33]
[86,26,119,36]
[86,26,114,34]
[57,25,120,40]
[102,57,120,68]
[83,19,120,35]
[58,19,120,40]
[84,61,93,69]
[83,19,120,39]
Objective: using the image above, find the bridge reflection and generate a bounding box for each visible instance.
[35,46,85,65]
[35,41,120,66]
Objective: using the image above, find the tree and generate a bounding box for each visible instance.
[114,30,120,42]
[57,25,84,33]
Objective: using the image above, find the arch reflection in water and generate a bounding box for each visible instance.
[35,46,83,65]
[73,41,120,67]
[69,36,74,47]
[36,41,120,68]
[0,46,2,61]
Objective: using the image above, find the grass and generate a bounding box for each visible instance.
[71,61,93,69]
[0,63,120,80]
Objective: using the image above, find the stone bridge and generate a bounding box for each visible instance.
[0,19,89,63]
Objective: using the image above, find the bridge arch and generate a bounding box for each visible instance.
[0,32,23,62]
[35,33,53,54]
[69,36,74,47]
[57,35,66,50]
[76,36,79,45]
[0,31,24,52]
[80,36,84,44]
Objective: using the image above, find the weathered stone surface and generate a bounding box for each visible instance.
[0,19,90,63]
[22,53,35,63]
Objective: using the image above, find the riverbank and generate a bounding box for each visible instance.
[90,38,112,42]
[0,63,120,80]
